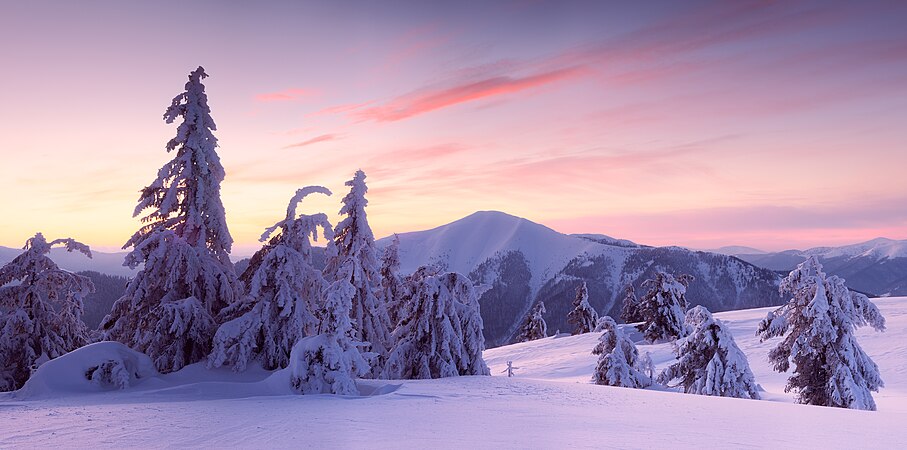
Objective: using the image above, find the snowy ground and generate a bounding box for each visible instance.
[3,298,907,448]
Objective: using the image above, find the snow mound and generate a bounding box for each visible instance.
[16,342,157,399]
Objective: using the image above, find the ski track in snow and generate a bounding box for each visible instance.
[3,298,907,448]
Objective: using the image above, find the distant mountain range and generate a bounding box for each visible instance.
[378,211,783,347]
[5,213,900,347]
[727,238,907,297]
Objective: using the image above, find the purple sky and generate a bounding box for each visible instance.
[1,0,906,254]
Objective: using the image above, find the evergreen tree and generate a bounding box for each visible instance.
[619,284,643,323]
[636,272,693,343]
[0,233,94,391]
[384,269,490,379]
[209,187,333,371]
[566,281,598,335]
[592,316,651,388]
[100,67,241,373]
[379,234,404,326]
[324,170,392,372]
[518,301,548,342]
[289,278,370,395]
[658,306,759,399]
[757,256,885,410]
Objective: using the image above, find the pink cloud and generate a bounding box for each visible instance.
[353,66,586,122]
[282,134,338,149]
[255,88,316,103]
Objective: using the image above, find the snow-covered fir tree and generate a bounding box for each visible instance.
[658,306,760,399]
[289,278,370,395]
[619,284,643,323]
[592,316,651,388]
[566,281,598,335]
[0,233,94,391]
[100,67,241,373]
[757,256,885,410]
[636,272,693,343]
[324,170,392,373]
[517,301,548,342]
[379,234,404,326]
[384,268,490,379]
[209,187,333,372]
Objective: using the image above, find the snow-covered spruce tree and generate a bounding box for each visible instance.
[324,170,392,374]
[289,278,370,395]
[518,301,548,342]
[592,316,651,388]
[658,306,759,399]
[566,281,598,335]
[636,272,693,343]
[0,233,94,391]
[379,234,404,327]
[757,256,885,410]
[100,67,241,373]
[383,269,490,379]
[619,284,643,324]
[209,187,333,372]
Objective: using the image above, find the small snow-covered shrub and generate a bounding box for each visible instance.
[658,306,759,399]
[16,342,156,398]
[289,280,369,395]
[592,316,651,389]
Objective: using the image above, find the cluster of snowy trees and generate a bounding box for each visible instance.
[0,67,488,394]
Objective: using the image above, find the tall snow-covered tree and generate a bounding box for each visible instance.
[566,281,598,335]
[324,170,392,371]
[100,67,241,373]
[379,234,404,326]
[592,316,651,388]
[636,272,693,343]
[209,187,333,372]
[0,233,94,391]
[619,285,643,323]
[757,256,885,410]
[384,269,490,379]
[289,278,370,395]
[658,306,759,399]
[517,301,548,342]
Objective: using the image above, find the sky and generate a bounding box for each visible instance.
[1,0,906,255]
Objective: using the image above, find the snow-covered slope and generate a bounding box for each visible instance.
[737,237,907,296]
[380,211,782,346]
[2,298,905,448]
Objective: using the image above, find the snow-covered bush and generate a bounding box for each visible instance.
[209,187,333,372]
[518,301,548,342]
[619,285,643,323]
[384,269,490,379]
[0,233,94,391]
[636,272,693,343]
[592,316,651,388]
[15,341,156,398]
[567,281,598,335]
[289,280,369,395]
[324,170,392,373]
[658,306,759,399]
[757,256,885,410]
[100,67,241,373]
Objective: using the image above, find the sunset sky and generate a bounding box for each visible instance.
[1,0,906,256]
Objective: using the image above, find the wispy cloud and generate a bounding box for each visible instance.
[353,66,585,122]
[255,88,317,103]
[282,134,338,149]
